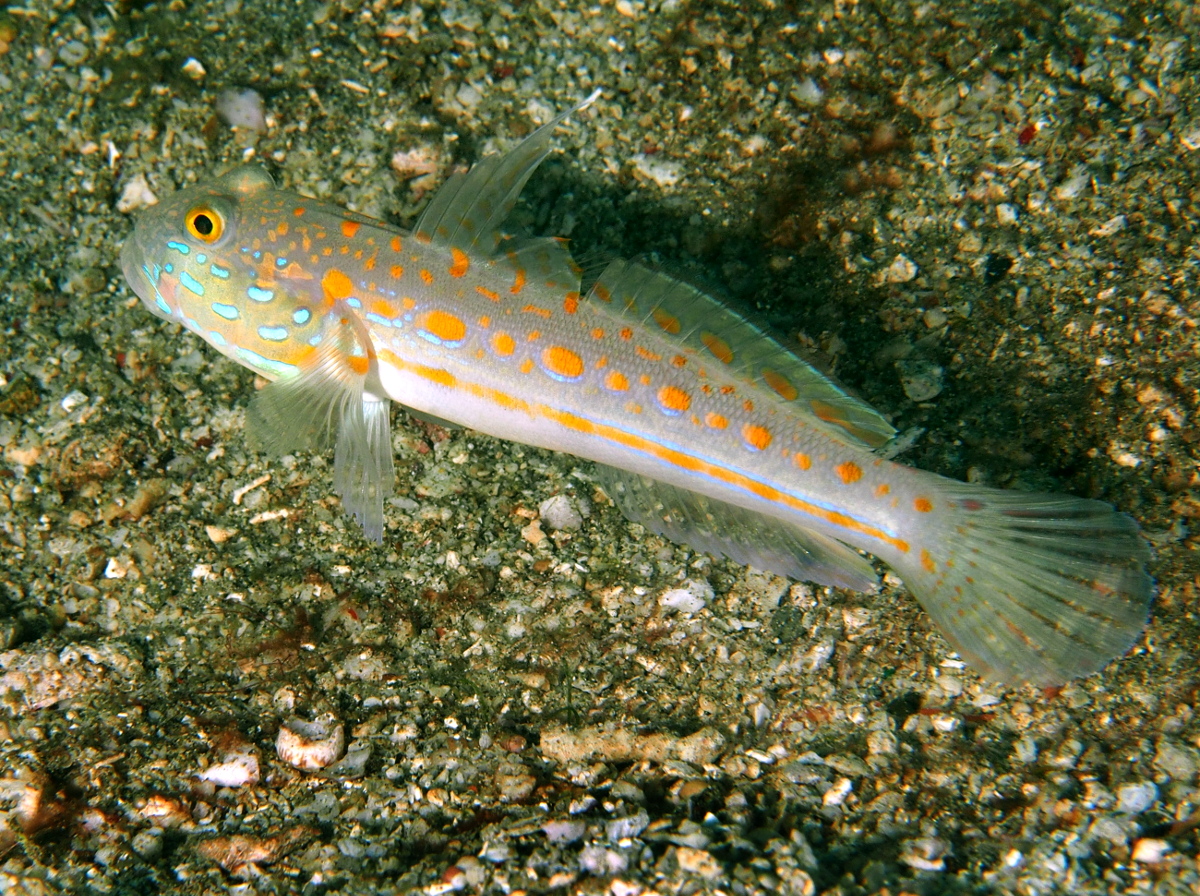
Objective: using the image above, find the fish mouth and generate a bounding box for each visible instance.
[119,230,178,322]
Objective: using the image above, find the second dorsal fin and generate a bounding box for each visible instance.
[587,259,897,449]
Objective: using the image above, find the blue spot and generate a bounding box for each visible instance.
[309,334,322,346]
[365,312,392,328]
[179,271,205,296]
[252,250,262,260]
[164,263,174,273]
[196,253,207,265]
[211,302,239,321]
[246,286,274,303]
[237,347,299,378]
[275,257,288,267]
[292,308,312,325]
[209,331,228,347]
[166,240,190,255]
[257,325,290,342]
[155,296,172,315]
[210,264,231,279]
[346,297,362,309]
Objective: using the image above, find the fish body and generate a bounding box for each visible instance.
[121,93,1153,686]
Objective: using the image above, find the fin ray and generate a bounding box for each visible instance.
[594,465,879,591]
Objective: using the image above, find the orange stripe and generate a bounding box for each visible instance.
[375,348,909,554]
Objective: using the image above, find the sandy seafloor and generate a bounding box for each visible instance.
[0,0,1198,893]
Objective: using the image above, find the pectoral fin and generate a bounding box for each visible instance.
[246,307,394,541]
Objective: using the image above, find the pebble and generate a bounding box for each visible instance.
[658,579,712,614]
[198,748,260,788]
[276,714,345,770]
[1115,782,1158,815]
[1130,838,1170,863]
[538,494,583,531]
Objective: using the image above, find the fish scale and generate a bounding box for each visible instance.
[121,91,1153,687]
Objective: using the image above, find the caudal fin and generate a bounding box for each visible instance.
[891,483,1153,687]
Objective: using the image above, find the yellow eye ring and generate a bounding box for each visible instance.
[185,205,224,243]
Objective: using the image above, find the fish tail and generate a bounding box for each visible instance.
[889,480,1153,686]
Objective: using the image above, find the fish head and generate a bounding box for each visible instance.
[119,166,322,380]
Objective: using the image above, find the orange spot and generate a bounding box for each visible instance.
[625,402,643,415]
[640,374,651,386]
[636,346,662,362]
[701,332,733,364]
[293,207,306,217]
[390,235,402,252]
[762,368,799,401]
[914,497,933,513]
[705,412,728,430]
[492,333,515,356]
[511,267,527,294]
[811,399,849,428]
[420,269,434,285]
[364,255,376,271]
[527,330,541,342]
[794,453,812,470]
[594,283,612,302]
[277,221,289,237]
[476,285,500,302]
[519,358,534,374]
[652,308,681,334]
[449,247,469,278]
[671,354,687,368]
[321,269,353,302]
[418,309,467,345]
[657,385,691,414]
[390,265,404,279]
[835,462,863,484]
[347,356,370,376]
[742,399,754,413]
[920,549,937,574]
[605,371,629,392]
[341,220,360,238]
[477,315,491,328]
[522,304,551,319]
[720,385,735,395]
[401,297,416,310]
[595,356,607,369]
[742,423,772,451]
[591,327,605,340]
[875,483,891,498]
[541,345,584,380]
[563,292,580,314]
[619,327,633,341]
[369,299,396,318]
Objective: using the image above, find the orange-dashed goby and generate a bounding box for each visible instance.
[120,91,1152,687]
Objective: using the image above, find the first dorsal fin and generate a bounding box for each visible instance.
[587,259,896,449]
[413,89,602,255]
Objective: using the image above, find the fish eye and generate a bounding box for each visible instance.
[185,205,225,243]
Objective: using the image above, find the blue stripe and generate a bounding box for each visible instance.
[211,302,239,320]
[166,240,190,255]
[257,325,289,342]
[179,271,205,296]
[365,312,392,328]
[210,264,231,279]
[247,286,274,303]
[237,347,298,377]
[209,331,228,346]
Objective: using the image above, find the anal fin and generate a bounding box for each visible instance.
[593,465,878,591]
